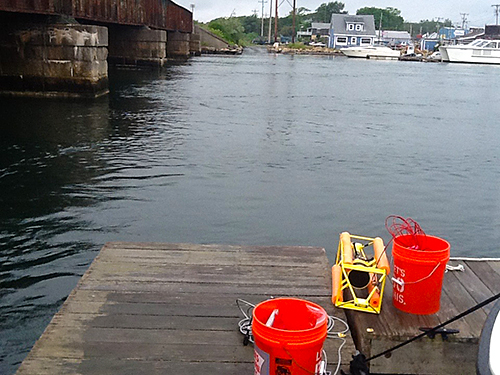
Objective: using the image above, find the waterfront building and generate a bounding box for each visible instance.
[329,14,376,49]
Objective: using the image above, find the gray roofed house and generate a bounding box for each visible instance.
[297,22,332,40]
[329,14,376,49]
[377,30,412,46]
[311,22,331,36]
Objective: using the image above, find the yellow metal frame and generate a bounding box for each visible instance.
[333,234,388,314]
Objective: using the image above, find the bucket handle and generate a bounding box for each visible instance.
[392,261,442,287]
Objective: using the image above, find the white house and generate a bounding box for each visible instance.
[376,30,411,46]
[329,14,377,49]
[297,22,331,41]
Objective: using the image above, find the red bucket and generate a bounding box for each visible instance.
[252,298,328,375]
[392,234,450,315]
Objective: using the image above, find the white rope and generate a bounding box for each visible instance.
[236,298,255,343]
[446,264,465,272]
[326,315,350,375]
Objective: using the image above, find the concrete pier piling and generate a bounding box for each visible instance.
[108,25,168,67]
[0,23,109,98]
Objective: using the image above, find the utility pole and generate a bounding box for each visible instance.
[460,12,468,29]
[274,0,278,43]
[377,12,382,43]
[259,0,267,37]
[291,0,296,43]
[493,4,500,25]
[268,0,273,43]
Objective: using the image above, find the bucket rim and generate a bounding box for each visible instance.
[393,234,450,254]
[392,251,450,265]
[252,297,328,334]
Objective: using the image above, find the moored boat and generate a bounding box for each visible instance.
[440,39,500,64]
[341,45,400,60]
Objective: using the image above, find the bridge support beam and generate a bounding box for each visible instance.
[167,31,190,59]
[0,23,108,98]
[108,26,167,67]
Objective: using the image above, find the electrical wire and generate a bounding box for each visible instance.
[385,215,426,250]
[326,315,350,375]
[236,298,255,343]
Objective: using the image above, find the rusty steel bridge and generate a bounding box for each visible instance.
[0,0,192,32]
[0,0,195,97]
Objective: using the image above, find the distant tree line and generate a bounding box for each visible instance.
[199,2,453,45]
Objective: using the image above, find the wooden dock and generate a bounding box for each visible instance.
[346,257,500,374]
[16,242,356,374]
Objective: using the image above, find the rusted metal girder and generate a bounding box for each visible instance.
[0,0,192,32]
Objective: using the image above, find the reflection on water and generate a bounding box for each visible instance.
[1,49,500,373]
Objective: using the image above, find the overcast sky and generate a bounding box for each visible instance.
[175,0,498,27]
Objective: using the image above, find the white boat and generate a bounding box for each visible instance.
[438,47,450,62]
[477,299,500,375]
[439,39,500,64]
[341,45,400,60]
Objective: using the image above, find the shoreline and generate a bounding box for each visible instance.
[267,45,343,55]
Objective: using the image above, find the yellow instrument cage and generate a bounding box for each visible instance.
[332,232,390,314]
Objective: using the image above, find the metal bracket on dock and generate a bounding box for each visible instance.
[419,327,459,340]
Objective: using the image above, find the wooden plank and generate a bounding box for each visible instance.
[85,261,328,277]
[20,333,347,367]
[16,242,356,375]
[465,260,500,295]
[83,268,329,285]
[63,290,335,307]
[440,269,487,335]
[18,358,252,375]
[487,260,500,275]
[77,280,331,295]
[92,249,326,267]
[103,242,324,255]
[450,260,496,314]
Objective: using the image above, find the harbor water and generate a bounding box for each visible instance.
[1,47,500,373]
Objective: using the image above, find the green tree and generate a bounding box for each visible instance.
[239,15,260,35]
[356,7,404,30]
[208,17,245,44]
[404,18,453,36]
[314,2,346,23]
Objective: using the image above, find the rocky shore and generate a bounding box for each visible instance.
[267,45,342,55]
